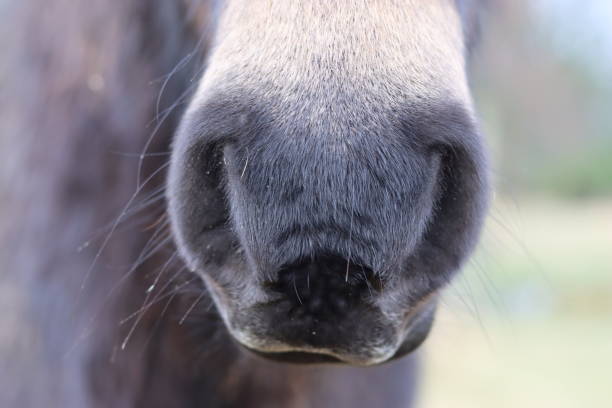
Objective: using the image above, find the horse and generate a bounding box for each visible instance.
[0,1,488,406]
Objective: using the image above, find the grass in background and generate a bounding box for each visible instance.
[529,144,612,199]
[419,197,612,408]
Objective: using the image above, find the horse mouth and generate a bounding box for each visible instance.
[245,349,344,364]
[218,290,439,366]
[240,325,431,366]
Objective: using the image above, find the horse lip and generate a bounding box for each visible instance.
[244,348,344,364]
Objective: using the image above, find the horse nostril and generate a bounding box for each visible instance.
[270,255,377,319]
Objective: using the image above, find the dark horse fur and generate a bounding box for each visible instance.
[0,1,487,407]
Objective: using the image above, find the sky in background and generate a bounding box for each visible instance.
[532,0,612,76]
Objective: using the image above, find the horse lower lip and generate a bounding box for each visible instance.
[245,348,344,364]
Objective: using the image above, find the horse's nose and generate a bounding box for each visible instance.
[269,254,377,320]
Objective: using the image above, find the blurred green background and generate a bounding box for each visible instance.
[420,1,612,406]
